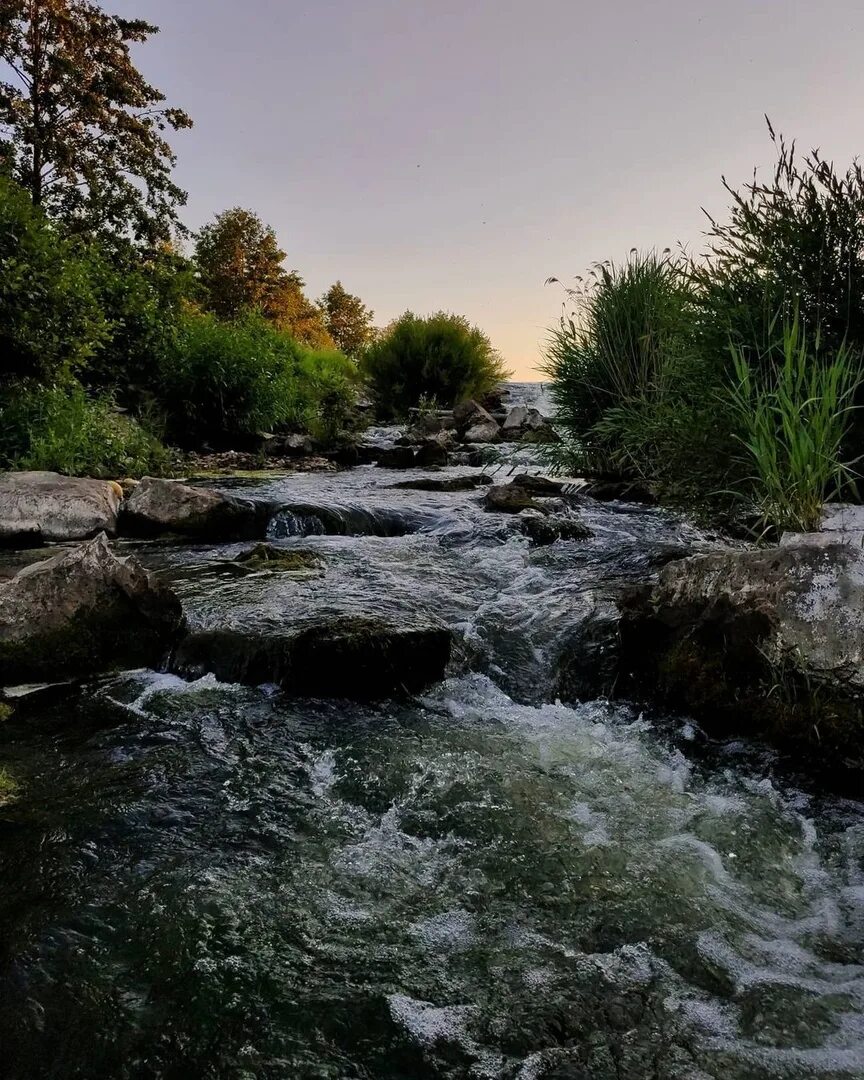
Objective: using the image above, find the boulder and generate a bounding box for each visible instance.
[174,616,452,700]
[617,542,864,772]
[391,475,493,492]
[0,471,121,544]
[122,477,270,540]
[500,405,552,441]
[0,534,186,684]
[509,473,566,496]
[452,399,496,429]
[520,514,593,545]
[483,483,545,514]
[375,446,418,469]
[414,435,452,467]
[463,420,502,444]
[232,544,323,574]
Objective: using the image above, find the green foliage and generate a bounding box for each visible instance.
[543,252,695,441]
[155,311,358,447]
[0,0,192,241]
[155,311,300,445]
[696,121,864,369]
[0,382,168,477]
[195,207,287,321]
[318,281,375,358]
[361,310,509,418]
[0,176,106,385]
[727,316,863,532]
[0,765,18,806]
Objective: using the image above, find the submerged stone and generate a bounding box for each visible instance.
[391,475,493,492]
[232,543,323,573]
[122,476,271,540]
[0,470,121,544]
[173,616,452,700]
[0,534,186,684]
[483,483,545,514]
[520,514,593,545]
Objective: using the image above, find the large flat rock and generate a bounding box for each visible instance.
[122,477,271,541]
[0,471,121,543]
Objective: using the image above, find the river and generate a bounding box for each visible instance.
[1,398,863,1079]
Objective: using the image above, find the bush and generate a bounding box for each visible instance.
[541,252,734,503]
[0,177,106,385]
[361,311,509,418]
[0,382,168,478]
[697,122,864,370]
[155,311,359,448]
[727,316,863,532]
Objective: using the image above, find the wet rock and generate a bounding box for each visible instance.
[122,477,270,540]
[583,479,655,504]
[174,616,452,701]
[501,405,554,442]
[555,600,622,701]
[483,484,546,514]
[391,475,493,492]
[0,534,185,684]
[463,420,502,444]
[617,542,864,772]
[520,514,593,545]
[510,473,566,496]
[452,399,496,429]
[374,446,418,469]
[414,435,452,467]
[233,544,323,573]
[0,470,121,544]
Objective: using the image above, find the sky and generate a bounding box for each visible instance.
[115,0,864,379]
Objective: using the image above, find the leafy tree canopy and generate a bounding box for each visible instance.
[0,0,192,242]
[318,280,375,358]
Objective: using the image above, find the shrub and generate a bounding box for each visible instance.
[361,311,509,418]
[727,316,863,532]
[697,122,864,369]
[0,177,106,385]
[0,382,168,478]
[155,311,300,446]
[293,347,362,443]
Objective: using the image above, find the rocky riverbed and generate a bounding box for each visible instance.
[1,419,864,1078]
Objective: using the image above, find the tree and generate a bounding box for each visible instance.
[195,209,333,347]
[318,280,374,358]
[0,0,192,241]
[195,207,287,321]
[267,271,333,348]
[0,174,105,386]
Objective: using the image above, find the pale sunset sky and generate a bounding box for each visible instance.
[118,0,863,379]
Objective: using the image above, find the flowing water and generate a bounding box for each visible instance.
[1,417,864,1078]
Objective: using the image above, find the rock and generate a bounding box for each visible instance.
[0,534,186,684]
[414,436,452,467]
[0,522,43,549]
[583,479,655,504]
[122,477,270,540]
[405,412,443,438]
[268,433,314,457]
[520,514,593,545]
[174,616,452,701]
[463,420,502,444]
[617,542,864,773]
[821,504,864,532]
[510,473,566,496]
[483,484,545,514]
[0,470,121,544]
[452,399,495,428]
[555,599,622,702]
[391,475,493,492]
[375,446,418,469]
[233,544,323,574]
[500,405,548,438]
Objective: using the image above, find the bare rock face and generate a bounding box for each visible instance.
[0,534,186,684]
[122,477,270,540]
[617,542,864,772]
[453,400,502,444]
[0,471,121,544]
[174,616,452,701]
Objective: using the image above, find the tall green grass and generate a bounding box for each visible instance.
[728,316,863,532]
